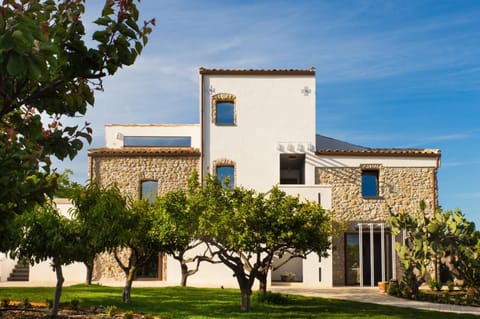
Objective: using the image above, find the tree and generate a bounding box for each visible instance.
[69,181,129,285]
[11,199,84,318]
[152,173,218,286]
[199,175,332,311]
[113,199,163,303]
[0,0,153,248]
[254,188,332,293]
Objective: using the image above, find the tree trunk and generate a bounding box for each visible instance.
[51,264,64,319]
[235,275,253,312]
[122,267,136,303]
[240,287,251,312]
[180,263,188,287]
[258,272,267,293]
[85,258,94,285]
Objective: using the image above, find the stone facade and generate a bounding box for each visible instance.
[316,165,438,286]
[88,147,201,281]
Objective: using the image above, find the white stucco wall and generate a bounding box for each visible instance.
[165,245,261,289]
[105,124,201,149]
[202,74,316,191]
[314,155,439,168]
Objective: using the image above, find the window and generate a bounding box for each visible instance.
[216,102,235,124]
[362,170,379,197]
[141,180,158,203]
[216,165,234,188]
[279,154,305,184]
[124,136,191,147]
[212,93,236,125]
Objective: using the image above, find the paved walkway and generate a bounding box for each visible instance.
[271,285,480,316]
[1,281,479,316]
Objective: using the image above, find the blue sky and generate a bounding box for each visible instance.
[55,0,480,224]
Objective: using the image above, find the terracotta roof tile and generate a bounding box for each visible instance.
[315,148,441,157]
[199,67,316,75]
[88,147,201,157]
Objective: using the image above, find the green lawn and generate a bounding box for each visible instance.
[0,285,476,319]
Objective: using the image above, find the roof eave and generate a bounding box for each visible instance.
[199,67,316,76]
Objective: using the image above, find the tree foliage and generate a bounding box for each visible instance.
[10,199,83,318]
[113,199,163,303]
[68,181,129,285]
[152,172,218,286]
[0,0,154,247]
[199,175,332,311]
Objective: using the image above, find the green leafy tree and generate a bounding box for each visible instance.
[152,172,218,286]
[254,188,332,293]
[69,181,129,285]
[113,199,163,303]
[0,0,153,248]
[11,199,83,318]
[199,175,332,311]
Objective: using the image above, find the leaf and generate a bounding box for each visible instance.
[92,30,108,43]
[6,54,27,77]
[94,16,112,26]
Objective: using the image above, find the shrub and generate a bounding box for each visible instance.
[45,298,53,309]
[253,291,289,305]
[89,305,97,314]
[446,280,454,292]
[22,298,31,310]
[105,305,117,317]
[70,298,80,310]
[143,314,153,319]
[0,298,10,308]
[428,280,442,291]
[123,311,134,319]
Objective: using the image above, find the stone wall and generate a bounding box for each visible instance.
[90,154,200,197]
[316,165,438,286]
[88,150,200,281]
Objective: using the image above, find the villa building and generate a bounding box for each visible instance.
[0,68,441,287]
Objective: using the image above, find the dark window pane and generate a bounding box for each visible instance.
[216,166,234,188]
[141,181,158,203]
[124,136,191,147]
[362,171,378,197]
[216,102,235,124]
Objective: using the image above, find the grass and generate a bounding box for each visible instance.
[0,284,477,319]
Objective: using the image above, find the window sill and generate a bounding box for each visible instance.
[362,196,384,200]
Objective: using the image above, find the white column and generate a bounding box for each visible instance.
[359,223,363,287]
[380,223,385,282]
[369,223,374,287]
[391,233,396,280]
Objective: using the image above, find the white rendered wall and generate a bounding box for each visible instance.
[165,245,260,289]
[202,74,316,191]
[105,124,201,149]
[0,254,16,282]
[314,155,439,168]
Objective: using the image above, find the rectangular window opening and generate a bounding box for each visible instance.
[124,136,191,147]
[279,154,305,184]
[362,170,379,197]
[216,165,234,188]
[141,180,158,203]
[215,102,235,125]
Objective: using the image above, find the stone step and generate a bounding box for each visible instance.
[7,262,29,281]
